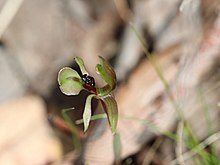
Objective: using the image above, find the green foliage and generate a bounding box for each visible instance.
[130,23,220,164]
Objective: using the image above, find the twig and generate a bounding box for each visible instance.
[0,0,25,39]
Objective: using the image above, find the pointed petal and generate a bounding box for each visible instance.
[101,95,118,134]
[83,94,96,132]
[96,56,117,96]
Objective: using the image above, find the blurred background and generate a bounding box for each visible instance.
[0,0,220,164]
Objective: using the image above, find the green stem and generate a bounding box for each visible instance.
[62,108,81,151]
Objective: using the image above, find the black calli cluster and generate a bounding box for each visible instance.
[82,74,95,87]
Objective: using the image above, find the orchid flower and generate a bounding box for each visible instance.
[58,56,118,134]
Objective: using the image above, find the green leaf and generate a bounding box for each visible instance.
[96,56,117,96]
[83,94,96,132]
[58,67,81,85]
[75,56,89,75]
[101,95,118,134]
[113,132,122,164]
[58,67,84,95]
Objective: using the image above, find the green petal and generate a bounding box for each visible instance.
[59,79,83,95]
[58,67,81,85]
[75,56,89,75]
[58,67,84,95]
[101,95,118,134]
[83,94,96,132]
[96,56,117,96]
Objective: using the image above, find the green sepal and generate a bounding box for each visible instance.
[83,94,96,132]
[101,95,118,134]
[75,56,89,75]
